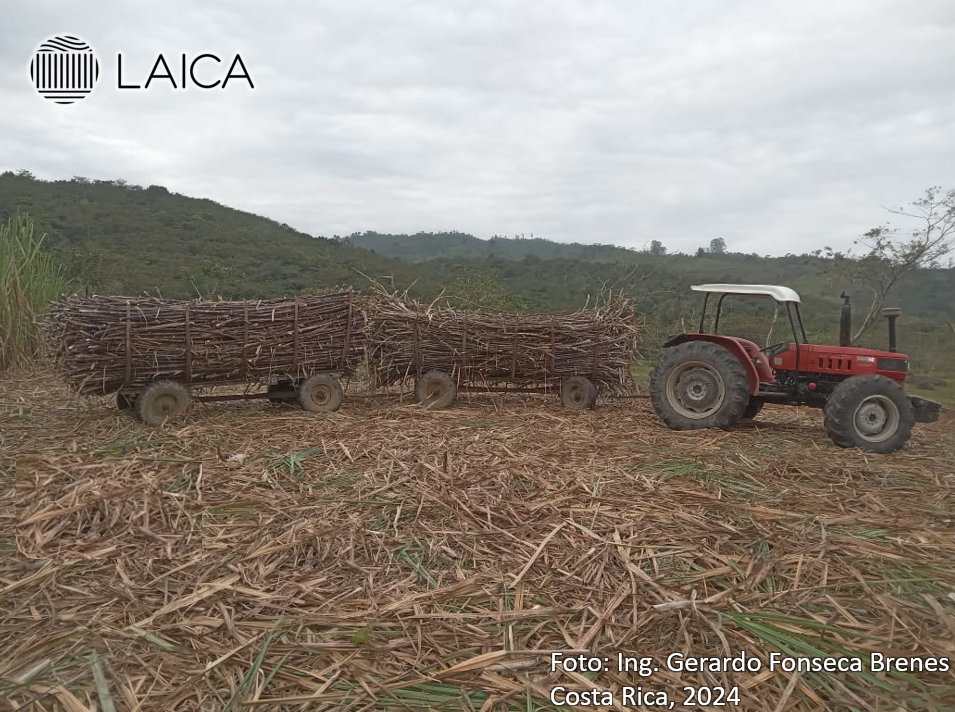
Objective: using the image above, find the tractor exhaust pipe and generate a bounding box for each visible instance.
[883,307,901,353]
[839,292,852,347]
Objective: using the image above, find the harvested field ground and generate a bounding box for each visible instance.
[2,366,954,711]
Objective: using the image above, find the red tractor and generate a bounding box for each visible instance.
[649,284,942,453]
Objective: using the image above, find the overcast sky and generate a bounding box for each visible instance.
[1,0,953,255]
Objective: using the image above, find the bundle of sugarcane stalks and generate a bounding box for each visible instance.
[45,290,365,395]
[363,291,641,394]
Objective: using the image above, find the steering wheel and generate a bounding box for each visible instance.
[763,342,790,357]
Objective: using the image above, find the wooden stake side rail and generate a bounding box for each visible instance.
[241,301,249,379]
[293,298,300,378]
[340,291,354,371]
[510,328,518,380]
[184,304,192,384]
[123,301,132,388]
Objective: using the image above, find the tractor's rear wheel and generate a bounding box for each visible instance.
[415,371,457,409]
[136,380,192,426]
[650,341,751,430]
[560,376,597,410]
[823,374,914,453]
[298,374,344,413]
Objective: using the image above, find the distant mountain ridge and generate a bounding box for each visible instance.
[1,172,952,329]
[347,230,645,264]
[345,230,954,322]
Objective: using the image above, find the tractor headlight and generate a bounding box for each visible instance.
[876,357,908,372]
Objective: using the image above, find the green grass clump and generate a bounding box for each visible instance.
[0,213,67,370]
[906,372,955,407]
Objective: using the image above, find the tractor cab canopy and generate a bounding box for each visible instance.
[691,284,801,303]
[692,283,808,343]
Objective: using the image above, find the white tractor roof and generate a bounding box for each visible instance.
[691,284,802,303]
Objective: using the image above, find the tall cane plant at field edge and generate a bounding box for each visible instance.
[0,214,67,370]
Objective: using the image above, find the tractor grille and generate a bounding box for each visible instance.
[816,356,853,371]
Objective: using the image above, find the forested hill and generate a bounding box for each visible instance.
[349,231,953,321]
[0,172,422,299]
[2,172,953,329]
[349,230,644,264]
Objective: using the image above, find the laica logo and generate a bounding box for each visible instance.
[29,35,255,104]
[30,35,100,104]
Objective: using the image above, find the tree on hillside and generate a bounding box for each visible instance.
[649,239,666,255]
[181,260,235,299]
[829,186,955,342]
[67,247,107,296]
[709,237,727,254]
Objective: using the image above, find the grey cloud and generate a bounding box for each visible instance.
[1,0,953,255]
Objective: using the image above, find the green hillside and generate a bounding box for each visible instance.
[348,231,954,322]
[0,172,421,299]
[2,172,952,372]
[351,230,645,264]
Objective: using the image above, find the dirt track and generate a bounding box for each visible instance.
[2,368,954,711]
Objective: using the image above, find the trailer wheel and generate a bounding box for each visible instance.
[298,374,344,413]
[116,392,137,411]
[650,341,750,430]
[136,380,192,426]
[823,374,914,453]
[742,399,764,420]
[560,376,597,410]
[415,371,457,409]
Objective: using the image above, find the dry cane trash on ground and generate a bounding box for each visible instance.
[1,367,954,711]
[15,454,202,559]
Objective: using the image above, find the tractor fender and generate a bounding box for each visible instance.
[661,334,770,395]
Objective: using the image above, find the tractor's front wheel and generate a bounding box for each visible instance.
[823,374,914,453]
[650,341,751,430]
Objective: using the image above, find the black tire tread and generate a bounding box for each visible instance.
[742,399,764,420]
[823,374,914,453]
[649,341,751,430]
